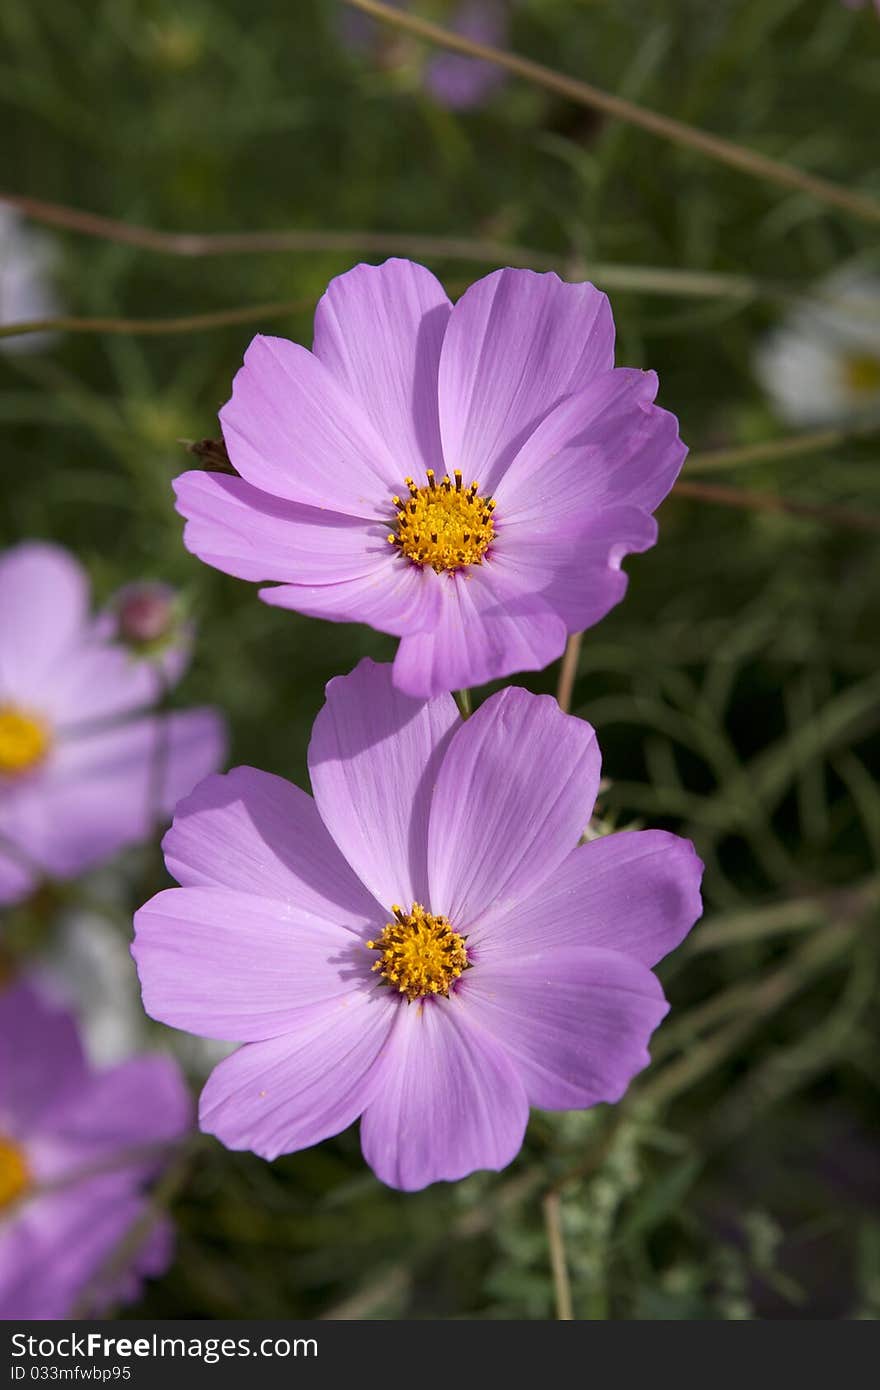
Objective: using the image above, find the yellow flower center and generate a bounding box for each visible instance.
[0,706,51,776]
[367,902,469,1002]
[0,1136,30,1210]
[843,352,880,397]
[388,470,496,574]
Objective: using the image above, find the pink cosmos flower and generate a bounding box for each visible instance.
[174,259,686,698]
[0,543,226,906]
[0,980,192,1319]
[133,659,702,1192]
[94,581,194,698]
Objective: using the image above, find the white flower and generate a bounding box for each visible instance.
[0,205,61,355]
[35,908,148,1065]
[756,270,880,426]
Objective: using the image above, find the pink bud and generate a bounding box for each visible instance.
[117,585,174,646]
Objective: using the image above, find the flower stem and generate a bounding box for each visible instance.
[543,1191,574,1320]
[0,299,312,340]
[556,633,583,714]
[454,688,473,719]
[345,0,880,226]
[673,478,880,533]
[687,419,880,474]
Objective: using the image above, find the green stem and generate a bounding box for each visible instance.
[454,688,473,719]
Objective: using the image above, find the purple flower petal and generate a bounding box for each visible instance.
[162,765,381,928]
[199,988,397,1160]
[313,259,451,479]
[391,562,567,697]
[44,638,157,729]
[438,269,614,495]
[472,830,703,966]
[0,981,191,1320]
[134,886,367,1041]
[88,1211,175,1316]
[219,334,398,516]
[62,1056,190,1148]
[494,368,686,524]
[491,505,659,636]
[428,686,600,930]
[360,994,528,1191]
[260,557,443,637]
[0,542,88,704]
[174,470,388,585]
[460,947,668,1110]
[0,843,35,907]
[0,708,225,882]
[0,1185,161,1320]
[425,1,508,110]
[0,981,86,1133]
[41,1054,192,1178]
[308,658,459,908]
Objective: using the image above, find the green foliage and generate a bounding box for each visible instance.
[1,0,878,1320]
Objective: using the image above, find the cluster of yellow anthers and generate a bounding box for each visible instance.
[0,1137,30,1211]
[367,903,470,1003]
[388,469,496,574]
[0,706,50,777]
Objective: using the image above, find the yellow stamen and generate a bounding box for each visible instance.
[367,902,469,1003]
[387,472,496,574]
[0,706,51,776]
[0,1136,30,1210]
[843,352,880,397]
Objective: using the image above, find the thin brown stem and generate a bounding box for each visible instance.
[0,191,557,264]
[687,420,880,474]
[0,300,312,339]
[319,1169,542,1319]
[556,632,583,714]
[0,193,775,302]
[544,1192,574,1321]
[642,924,854,1100]
[345,0,880,226]
[672,479,880,533]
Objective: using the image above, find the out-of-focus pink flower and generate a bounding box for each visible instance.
[0,543,226,906]
[0,979,192,1319]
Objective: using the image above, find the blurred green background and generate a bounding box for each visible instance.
[2,0,879,1319]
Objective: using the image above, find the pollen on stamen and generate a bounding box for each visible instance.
[0,706,51,777]
[0,1136,31,1210]
[389,472,496,574]
[367,903,469,1003]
